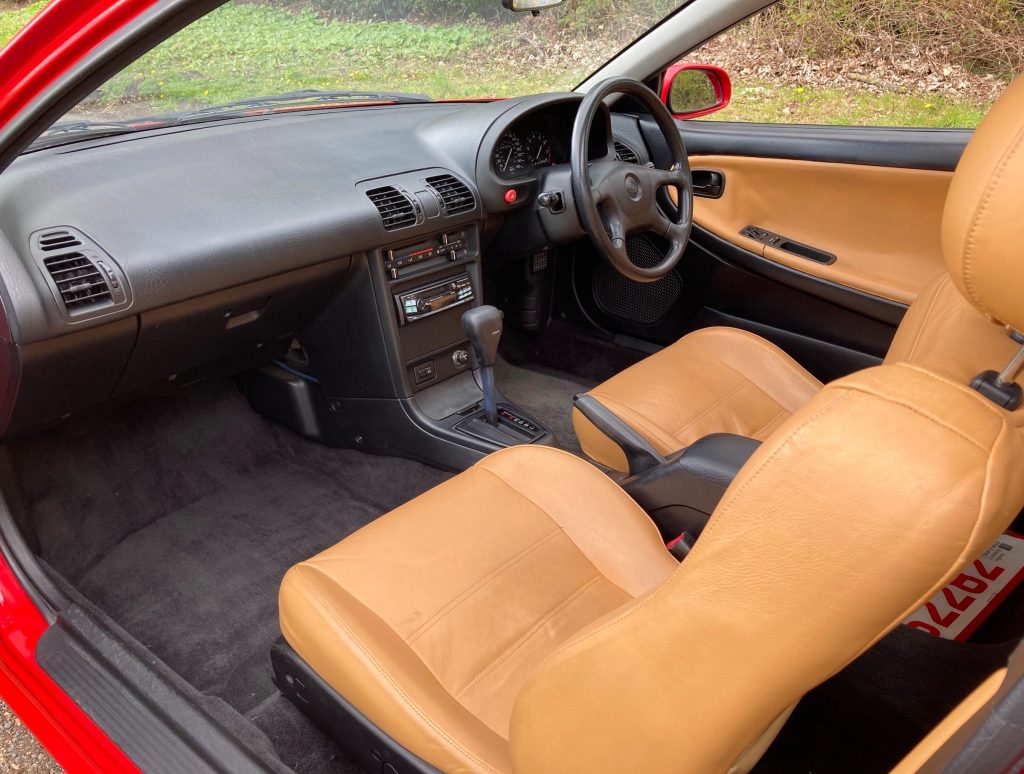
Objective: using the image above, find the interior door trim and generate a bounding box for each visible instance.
[689,225,908,327]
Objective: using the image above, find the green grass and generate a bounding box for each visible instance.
[718,81,990,128]
[0,1,998,127]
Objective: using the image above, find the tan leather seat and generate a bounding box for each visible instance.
[278,77,1024,772]
[574,76,1024,473]
[281,365,1024,773]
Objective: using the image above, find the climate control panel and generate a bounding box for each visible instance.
[384,230,469,279]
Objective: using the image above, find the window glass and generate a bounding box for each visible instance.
[685,0,1022,127]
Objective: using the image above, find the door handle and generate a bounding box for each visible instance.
[692,168,725,199]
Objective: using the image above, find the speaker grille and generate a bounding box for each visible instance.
[593,236,681,326]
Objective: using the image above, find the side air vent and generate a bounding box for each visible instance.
[43,252,112,310]
[30,226,130,321]
[366,186,417,231]
[425,174,475,215]
[37,229,83,252]
[614,140,640,165]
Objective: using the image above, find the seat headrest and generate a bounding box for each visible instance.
[942,75,1024,333]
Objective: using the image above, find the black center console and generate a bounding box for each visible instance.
[247,200,553,470]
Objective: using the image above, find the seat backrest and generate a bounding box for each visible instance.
[510,75,1024,774]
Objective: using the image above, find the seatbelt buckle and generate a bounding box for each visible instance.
[666,532,695,561]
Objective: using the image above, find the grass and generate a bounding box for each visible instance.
[720,82,990,128]
[0,0,1000,127]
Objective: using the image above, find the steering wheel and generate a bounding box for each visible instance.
[571,77,693,283]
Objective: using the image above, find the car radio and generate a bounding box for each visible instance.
[394,273,474,325]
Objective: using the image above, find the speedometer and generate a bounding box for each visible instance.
[492,132,528,179]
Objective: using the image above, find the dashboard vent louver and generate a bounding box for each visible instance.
[37,229,83,252]
[425,174,475,215]
[43,252,113,311]
[366,186,417,231]
[614,140,640,165]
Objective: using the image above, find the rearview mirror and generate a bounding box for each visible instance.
[501,0,566,11]
[660,64,732,119]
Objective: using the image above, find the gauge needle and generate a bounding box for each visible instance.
[535,147,545,161]
[504,146,514,171]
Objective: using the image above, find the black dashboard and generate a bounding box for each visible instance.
[0,92,652,438]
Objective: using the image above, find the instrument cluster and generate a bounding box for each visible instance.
[492,123,556,180]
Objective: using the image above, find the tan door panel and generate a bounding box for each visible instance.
[682,155,953,304]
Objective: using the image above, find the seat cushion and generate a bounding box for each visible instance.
[278,445,676,774]
[574,326,823,471]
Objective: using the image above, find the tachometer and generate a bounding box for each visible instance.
[493,132,528,179]
[525,130,553,169]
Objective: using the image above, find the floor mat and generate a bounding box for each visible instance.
[494,356,596,454]
[5,380,450,771]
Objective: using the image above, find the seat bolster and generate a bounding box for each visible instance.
[279,564,512,774]
[476,447,677,597]
[886,273,1022,385]
[575,327,823,471]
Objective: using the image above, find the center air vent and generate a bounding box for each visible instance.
[614,140,640,165]
[366,186,417,231]
[425,174,475,215]
[30,227,130,321]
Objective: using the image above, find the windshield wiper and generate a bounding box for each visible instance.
[174,89,432,122]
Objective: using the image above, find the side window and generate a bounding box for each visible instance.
[684,0,1022,128]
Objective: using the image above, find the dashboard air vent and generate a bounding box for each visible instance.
[366,186,417,231]
[37,229,83,252]
[614,140,640,165]
[43,252,112,311]
[425,174,475,215]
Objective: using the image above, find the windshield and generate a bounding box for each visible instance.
[16,0,684,146]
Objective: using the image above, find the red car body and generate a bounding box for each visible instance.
[0,5,149,768]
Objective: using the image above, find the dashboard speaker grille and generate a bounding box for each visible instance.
[593,235,681,326]
[43,252,113,311]
[366,186,416,230]
[613,140,640,165]
[425,174,475,215]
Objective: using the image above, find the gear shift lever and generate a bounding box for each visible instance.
[462,305,503,426]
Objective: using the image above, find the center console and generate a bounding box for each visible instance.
[249,204,553,470]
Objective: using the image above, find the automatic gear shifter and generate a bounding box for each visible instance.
[462,305,503,425]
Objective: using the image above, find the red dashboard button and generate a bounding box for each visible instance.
[503,189,518,205]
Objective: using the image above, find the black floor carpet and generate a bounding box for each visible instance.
[4,380,449,772]
[494,356,596,453]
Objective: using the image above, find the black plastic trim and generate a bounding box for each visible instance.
[271,641,441,774]
[675,120,970,171]
[37,605,277,774]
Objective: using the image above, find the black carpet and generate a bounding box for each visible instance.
[495,356,596,453]
[5,379,449,772]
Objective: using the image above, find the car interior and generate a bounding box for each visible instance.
[0,0,1023,772]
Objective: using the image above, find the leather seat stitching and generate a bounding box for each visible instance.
[475,466,635,599]
[455,575,607,701]
[749,406,789,439]
[667,378,751,438]
[960,118,1024,317]
[899,275,948,362]
[289,569,501,773]
[406,527,563,644]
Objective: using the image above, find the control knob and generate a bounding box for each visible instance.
[452,349,470,368]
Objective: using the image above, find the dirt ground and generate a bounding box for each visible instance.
[0,700,62,773]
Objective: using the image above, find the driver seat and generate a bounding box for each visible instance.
[574,75,1024,472]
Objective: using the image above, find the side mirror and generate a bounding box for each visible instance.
[660,64,732,119]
